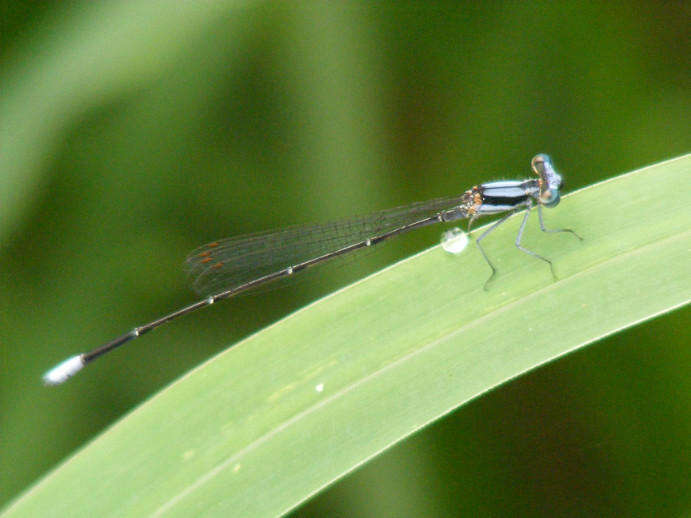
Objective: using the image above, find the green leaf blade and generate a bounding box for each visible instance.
[3,155,689,517]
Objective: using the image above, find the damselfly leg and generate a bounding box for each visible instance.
[470,212,514,290]
[515,202,557,281]
[469,200,582,290]
[538,204,583,240]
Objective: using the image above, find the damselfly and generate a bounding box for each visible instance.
[43,154,581,385]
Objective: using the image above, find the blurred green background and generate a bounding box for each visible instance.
[1,1,688,516]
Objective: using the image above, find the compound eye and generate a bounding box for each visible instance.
[540,189,560,207]
[531,153,551,175]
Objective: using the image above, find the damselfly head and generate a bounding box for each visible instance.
[531,154,562,207]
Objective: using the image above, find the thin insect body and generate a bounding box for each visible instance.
[43,154,581,385]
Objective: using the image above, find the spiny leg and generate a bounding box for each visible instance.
[466,214,478,234]
[473,212,513,290]
[515,203,557,280]
[538,204,583,241]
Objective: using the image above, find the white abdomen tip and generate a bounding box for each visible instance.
[43,355,85,386]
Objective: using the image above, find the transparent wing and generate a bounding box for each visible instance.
[185,195,465,296]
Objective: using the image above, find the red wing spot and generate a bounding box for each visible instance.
[198,251,211,257]
[208,242,220,248]
[212,262,223,269]
[201,257,213,263]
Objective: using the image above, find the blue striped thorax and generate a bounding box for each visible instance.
[458,154,564,218]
